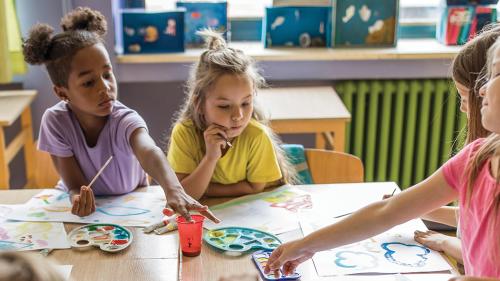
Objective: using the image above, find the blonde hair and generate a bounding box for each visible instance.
[171,29,298,184]
[464,38,500,263]
[0,252,65,281]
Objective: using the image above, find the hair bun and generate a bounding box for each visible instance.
[60,7,107,36]
[22,23,54,65]
[197,29,227,51]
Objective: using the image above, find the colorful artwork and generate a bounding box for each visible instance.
[121,9,185,54]
[205,183,400,235]
[176,1,227,47]
[204,186,312,234]
[300,216,452,276]
[332,0,398,47]
[2,189,166,227]
[263,6,332,48]
[0,218,70,252]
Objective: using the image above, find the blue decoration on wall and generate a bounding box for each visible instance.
[263,6,332,48]
[176,1,228,47]
[333,0,398,47]
[122,9,185,54]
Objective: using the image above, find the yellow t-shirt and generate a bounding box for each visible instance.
[167,119,282,184]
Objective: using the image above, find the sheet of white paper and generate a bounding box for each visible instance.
[319,273,455,281]
[0,217,70,251]
[205,183,399,235]
[2,189,166,227]
[204,185,313,234]
[55,265,73,281]
[300,215,452,276]
[294,182,400,217]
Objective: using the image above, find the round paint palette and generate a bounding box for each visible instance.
[67,224,133,252]
[204,227,281,253]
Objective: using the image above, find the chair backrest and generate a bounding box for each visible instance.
[31,141,59,188]
[305,148,364,184]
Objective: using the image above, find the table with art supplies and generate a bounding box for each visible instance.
[0,183,459,281]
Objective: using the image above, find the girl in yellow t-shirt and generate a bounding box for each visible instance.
[167,29,297,200]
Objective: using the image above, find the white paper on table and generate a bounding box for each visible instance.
[204,185,313,234]
[205,183,400,235]
[300,215,452,276]
[320,273,455,281]
[294,182,400,218]
[2,189,166,227]
[0,216,70,251]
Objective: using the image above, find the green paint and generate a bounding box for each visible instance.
[27,212,45,218]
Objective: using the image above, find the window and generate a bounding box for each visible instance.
[400,0,440,24]
[145,0,440,22]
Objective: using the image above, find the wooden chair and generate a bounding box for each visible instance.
[28,141,59,188]
[305,148,364,184]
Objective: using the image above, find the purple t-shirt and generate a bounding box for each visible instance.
[38,101,148,195]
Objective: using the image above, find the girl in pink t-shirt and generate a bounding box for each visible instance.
[22,7,218,223]
[264,42,500,281]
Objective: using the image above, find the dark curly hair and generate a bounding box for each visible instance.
[22,7,107,87]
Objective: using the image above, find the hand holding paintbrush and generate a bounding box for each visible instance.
[71,156,113,217]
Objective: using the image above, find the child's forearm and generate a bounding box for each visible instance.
[139,146,184,193]
[304,200,397,253]
[422,206,458,227]
[205,181,260,197]
[441,236,463,264]
[179,156,218,200]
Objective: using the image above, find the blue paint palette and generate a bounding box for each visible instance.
[67,224,133,252]
[252,250,301,281]
[204,227,281,253]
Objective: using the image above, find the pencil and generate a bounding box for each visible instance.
[391,188,397,196]
[87,156,113,188]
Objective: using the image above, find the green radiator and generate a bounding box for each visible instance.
[335,79,467,189]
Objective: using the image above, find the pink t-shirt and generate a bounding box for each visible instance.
[442,138,500,277]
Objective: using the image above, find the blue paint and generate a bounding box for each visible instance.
[381,242,430,267]
[334,250,377,269]
[56,193,70,201]
[0,241,32,251]
[96,205,149,216]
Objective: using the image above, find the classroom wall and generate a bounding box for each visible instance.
[9,0,449,188]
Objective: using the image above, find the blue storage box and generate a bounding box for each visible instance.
[263,6,332,48]
[122,9,185,54]
[332,0,399,47]
[176,1,228,47]
[437,5,497,45]
[119,0,145,9]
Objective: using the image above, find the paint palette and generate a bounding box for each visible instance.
[204,227,281,253]
[252,250,301,281]
[67,224,133,252]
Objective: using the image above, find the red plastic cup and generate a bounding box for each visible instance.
[176,215,205,257]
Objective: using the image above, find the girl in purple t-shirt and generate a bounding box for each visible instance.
[265,42,500,280]
[22,7,218,223]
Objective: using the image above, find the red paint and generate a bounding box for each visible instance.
[111,239,128,245]
[182,250,201,257]
[102,226,115,231]
[191,12,201,19]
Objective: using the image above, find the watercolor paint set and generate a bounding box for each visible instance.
[204,227,281,253]
[252,250,301,281]
[67,224,133,252]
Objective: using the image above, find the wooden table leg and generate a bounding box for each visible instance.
[315,132,325,150]
[22,108,36,187]
[0,127,9,189]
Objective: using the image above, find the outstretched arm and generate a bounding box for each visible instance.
[265,168,458,275]
[130,128,219,223]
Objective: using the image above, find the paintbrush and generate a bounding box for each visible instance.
[87,156,113,189]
